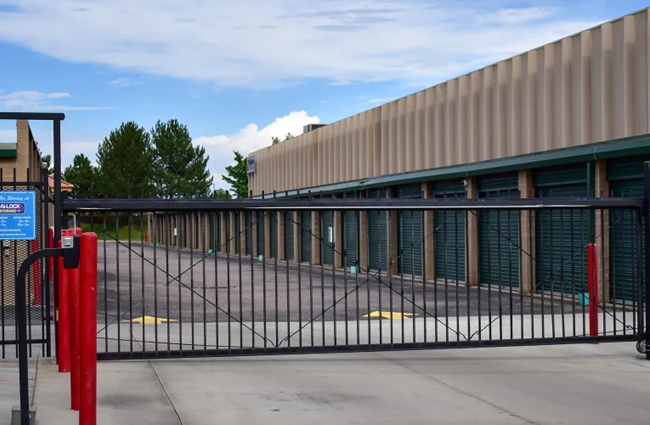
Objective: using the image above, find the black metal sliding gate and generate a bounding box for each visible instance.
[62,193,650,361]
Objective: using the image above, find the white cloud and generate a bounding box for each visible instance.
[0,1,603,88]
[367,98,389,104]
[194,110,320,190]
[0,91,105,111]
[107,77,140,87]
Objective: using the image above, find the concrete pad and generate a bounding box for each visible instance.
[151,353,528,425]
[0,360,36,425]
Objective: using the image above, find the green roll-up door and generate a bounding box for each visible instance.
[321,210,334,266]
[300,210,312,263]
[608,156,648,302]
[343,192,358,268]
[270,211,278,259]
[285,211,294,261]
[534,163,589,295]
[367,189,388,272]
[478,173,521,288]
[434,180,466,281]
[235,212,241,253]
[245,212,252,255]
[398,184,423,276]
[256,211,265,257]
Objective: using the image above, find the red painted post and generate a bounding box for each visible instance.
[69,227,83,411]
[57,229,73,373]
[48,227,54,278]
[31,239,41,306]
[80,233,98,425]
[588,243,599,337]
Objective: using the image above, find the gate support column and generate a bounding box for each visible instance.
[229,213,236,254]
[334,193,343,269]
[264,212,271,259]
[219,213,226,253]
[311,211,321,266]
[466,177,479,286]
[239,213,246,256]
[638,162,650,360]
[594,160,610,302]
[252,213,258,258]
[278,212,285,261]
[519,169,535,294]
[293,211,301,263]
[422,182,435,282]
[387,186,398,277]
[359,191,368,272]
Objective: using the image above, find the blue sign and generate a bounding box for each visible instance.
[247,156,255,174]
[0,191,36,241]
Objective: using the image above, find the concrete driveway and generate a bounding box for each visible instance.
[34,342,650,425]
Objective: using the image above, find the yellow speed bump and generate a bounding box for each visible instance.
[363,311,417,319]
[126,316,178,325]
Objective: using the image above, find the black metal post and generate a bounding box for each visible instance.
[639,161,650,360]
[16,248,67,425]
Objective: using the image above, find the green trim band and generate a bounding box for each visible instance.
[0,149,17,158]
[257,133,650,199]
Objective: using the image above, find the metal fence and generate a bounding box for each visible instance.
[0,168,53,359]
[61,195,648,360]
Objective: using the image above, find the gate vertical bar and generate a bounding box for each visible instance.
[53,119,62,363]
[639,162,650,360]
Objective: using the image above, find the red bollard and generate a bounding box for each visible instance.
[69,227,83,411]
[31,239,41,306]
[57,230,72,373]
[588,243,599,337]
[80,233,98,425]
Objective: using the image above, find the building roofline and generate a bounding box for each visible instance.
[253,133,650,198]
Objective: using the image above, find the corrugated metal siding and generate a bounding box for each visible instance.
[398,184,423,276]
[285,212,294,261]
[250,9,650,196]
[607,155,649,302]
[478,173,521,288]
[343,191,358,268]
[321,210,334,266]
[367,188,388,272]
[300,210,312,264]
[534,164,589,295]
[433,181,466,281]
[270,211,277,259]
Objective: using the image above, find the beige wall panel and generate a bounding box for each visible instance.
[444,80,456,166]
[414,90,425,170]
[478,67,494,161]
[342,119,348,182]
[468,71,480,163]
[391,100,400,174]
[250,8,650,195]
[632,14,648,135]
[404,95,413,172]
[510,55,523,157]
[612,19,626,139]
[425,87,435,168]
[434,85,444,167]
[457,75,468,165]
[359,112,367,179]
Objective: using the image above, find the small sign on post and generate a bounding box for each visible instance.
[0,191,36,241]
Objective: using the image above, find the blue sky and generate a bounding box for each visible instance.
[0,0,648,190]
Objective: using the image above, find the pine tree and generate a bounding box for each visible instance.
[150,119,213,199]
[222,151,248,198]
[63,154,96,198]
[96,122,155,198]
